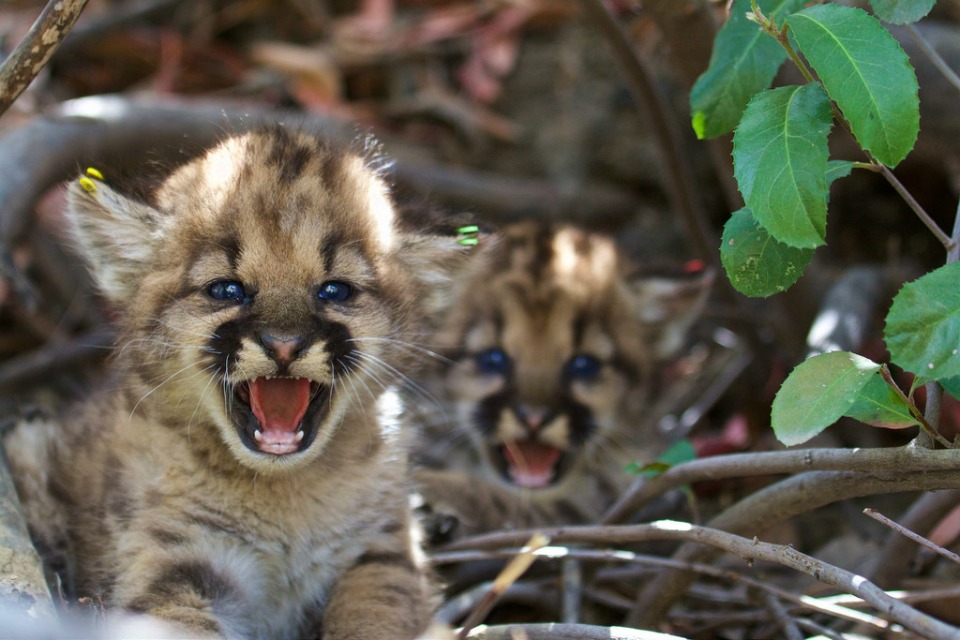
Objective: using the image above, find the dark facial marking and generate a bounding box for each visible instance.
[356,552,415,572]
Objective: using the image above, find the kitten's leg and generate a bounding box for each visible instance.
[414,469,554,539]
[112,544,252,638]
[321,511,434,640]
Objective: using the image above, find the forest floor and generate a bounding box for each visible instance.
[3,1,960,638]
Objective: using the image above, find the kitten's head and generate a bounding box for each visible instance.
[430,222,712,492]
[67,127,471,473]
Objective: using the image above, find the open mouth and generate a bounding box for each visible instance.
[232,376,329,456]
[493,439,568,489]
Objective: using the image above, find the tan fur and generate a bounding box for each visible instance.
[4,128,471,639]
[414,222,712,536]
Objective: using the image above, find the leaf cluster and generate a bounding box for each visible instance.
[692,0,959,445]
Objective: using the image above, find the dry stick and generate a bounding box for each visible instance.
[436,546,891,630]
[456,533,549,640]
[603,446,960,524]
[906,23,960,95]
[869,489,960,589]
[463,623,683,640]
[444,520,960,639]
[0,0,89,118]
[759,591,803,640]
[578,0,719,269]
[625,468,960,629]
[864,508,960,567]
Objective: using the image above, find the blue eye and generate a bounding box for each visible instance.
[208,280,247,303]
[474,348,511,374]
[317,281,352,302]
[566,354,602,380]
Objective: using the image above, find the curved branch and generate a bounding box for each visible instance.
[0,0,89,118]
[603,446,960,524]
[626,468,960,628]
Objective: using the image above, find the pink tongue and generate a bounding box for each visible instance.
[249,378,311,432]
[503,440,561,488]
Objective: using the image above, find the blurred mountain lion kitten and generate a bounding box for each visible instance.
[3,127,472,639]
[414,222,713,537]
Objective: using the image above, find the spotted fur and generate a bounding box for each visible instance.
[3,128,471,639]
[413,222,712,536]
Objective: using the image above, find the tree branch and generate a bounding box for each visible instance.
[0,0,89,118]
[603,446,960,524]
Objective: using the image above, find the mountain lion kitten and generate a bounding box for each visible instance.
[3,128,470,639]
[415,222,713,537]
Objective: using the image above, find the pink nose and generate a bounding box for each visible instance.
[258,333,306,364]
[515,405,550,431]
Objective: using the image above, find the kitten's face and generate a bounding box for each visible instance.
[68,129,465,473]
[433,223,712,491]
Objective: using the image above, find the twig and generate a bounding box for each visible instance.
[906,24,960,95]
[793,617,847,640]
[759,591,803,640]
[456,533,549,640]
[864,508,960,567]
[0,0,89,119]
[627,468,960,628]
[463,623,684,640]
[603,446,960,524]
[561,557,581,624]
[578,0,719,269]
[436,546,893,630]
[878,164,953,251]
[869,490,960,588]
[444,520,960,639]
[0,327,114,394]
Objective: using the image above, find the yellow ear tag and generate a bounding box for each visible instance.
[85,167,104,181]
[78,177,98,193]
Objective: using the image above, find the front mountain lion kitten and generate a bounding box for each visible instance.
[3,128,469,639]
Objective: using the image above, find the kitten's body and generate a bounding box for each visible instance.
[4,128,468,638]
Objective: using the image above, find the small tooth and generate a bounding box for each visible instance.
[254,429,263,442]
[295,430,304,442]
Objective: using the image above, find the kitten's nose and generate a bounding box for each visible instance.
[258,332,307,364]
[514,405,551,431]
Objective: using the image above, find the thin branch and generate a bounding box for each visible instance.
[436,546,893,630]
[603,446,960,524]
[627,468,960,628]
[864,508,960,567]
[444,521,960,639]
[759,591,803,640]
[578,0,719,269]
[878,164,953,250]
[463,623,679,640]
[906,24,960,95]
[0,0,89,119]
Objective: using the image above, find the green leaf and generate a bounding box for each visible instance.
[627,439,697,477]
[690,0,807,139]
[720,208,814,297]
[733,84,833,249]
[772,351,881,446]
[870,0,936,25]
[826,160,855,186]
[940,377,960,401]
[885,262,960,379]
[786,4,919,167]
[845,372,919,429]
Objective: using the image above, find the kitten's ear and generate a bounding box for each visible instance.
[66,171,166,303]
[396,220,488,323]
[626,264,715,360]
